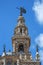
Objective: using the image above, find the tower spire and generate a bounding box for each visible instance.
[14,7,28,36]
[3,44,6,52]
[36,45,38,52]
[2,44,6,56]
[36,45,40,60]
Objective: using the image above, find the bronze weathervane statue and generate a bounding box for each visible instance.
[17,7,26,16]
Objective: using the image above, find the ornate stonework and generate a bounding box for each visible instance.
[0,7,41,65]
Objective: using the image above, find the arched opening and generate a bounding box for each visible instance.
[20,28,22,34]
[18,44,24,53]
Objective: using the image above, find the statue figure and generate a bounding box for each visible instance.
[17,7,26,16]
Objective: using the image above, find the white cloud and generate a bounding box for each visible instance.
[33,1,43,24]
[35,34,43,47]
[39,50,43,61]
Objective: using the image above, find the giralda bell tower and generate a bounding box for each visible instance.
[12,7,30,54]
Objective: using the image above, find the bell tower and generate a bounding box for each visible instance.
[12,7,30,54]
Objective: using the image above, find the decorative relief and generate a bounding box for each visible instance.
[22,62,39,65]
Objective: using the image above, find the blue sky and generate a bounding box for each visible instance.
[0,0,43,64]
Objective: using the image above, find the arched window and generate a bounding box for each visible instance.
[21,20,22,23]
[20,28,22,34]
[18,44,24,53]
